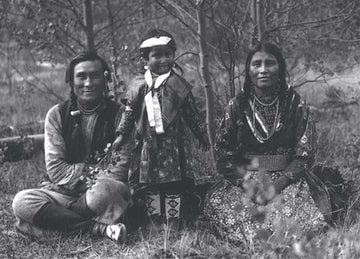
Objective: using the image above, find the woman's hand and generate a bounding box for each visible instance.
[247,176,292,205]
[250,183,277,205]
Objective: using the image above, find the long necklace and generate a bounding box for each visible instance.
[254,94,279,106]
[252,96,280,142]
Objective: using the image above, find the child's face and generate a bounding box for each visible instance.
[146,46,174,75]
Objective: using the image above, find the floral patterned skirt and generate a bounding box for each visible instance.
[203,171,326,244]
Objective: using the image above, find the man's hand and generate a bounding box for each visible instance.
[80,166,101,188]
[112,135,124,151]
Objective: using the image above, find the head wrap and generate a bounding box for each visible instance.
[139,29,176,59]
[140,36,173,49]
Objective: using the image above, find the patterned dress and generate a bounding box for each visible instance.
[117,70,208,192]
[203,87,326,244]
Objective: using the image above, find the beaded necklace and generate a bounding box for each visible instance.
[252,94,280,141]
[254,94,279,106]
[77,101,103,115]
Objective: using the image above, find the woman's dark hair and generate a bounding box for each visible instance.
[243,42,287,98]
[65,50,111,85]
[139,29,177,60]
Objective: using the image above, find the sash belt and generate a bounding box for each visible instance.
[245,154,289,171]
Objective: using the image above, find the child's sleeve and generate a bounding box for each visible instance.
[214,97,248,176]
[102,141,133,183]
[181,92,209,146]
[116,110,135,137]
[115,77,144,137]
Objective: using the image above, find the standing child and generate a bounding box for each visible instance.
[114,29,209,224]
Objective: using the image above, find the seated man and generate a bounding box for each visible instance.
[12,51,132,242]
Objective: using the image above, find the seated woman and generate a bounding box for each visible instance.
[203,42,333,244]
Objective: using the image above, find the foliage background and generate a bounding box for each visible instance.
[1,0,360,257]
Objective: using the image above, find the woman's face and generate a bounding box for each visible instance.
[249,51,279,96]
[146,45,174,75]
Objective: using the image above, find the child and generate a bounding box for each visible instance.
[114,29,209,224]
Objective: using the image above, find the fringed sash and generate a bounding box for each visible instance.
[144,69,171,134]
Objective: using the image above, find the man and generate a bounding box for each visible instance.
[12,51,132,242]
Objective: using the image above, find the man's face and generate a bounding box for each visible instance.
[146,45,174,75]
[72,60,105,107]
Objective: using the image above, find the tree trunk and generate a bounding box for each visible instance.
[83,0,95,51]
[106,0,117,72]
[0,134,44,162]
[228,40,236,99]
[196,0,216,163]
[256,0,264,42]
[105,0,123,103]
[250,0,257,45]
[6,70,12,96]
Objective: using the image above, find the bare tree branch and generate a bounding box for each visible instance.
[268,5,360,33]
[155,0,199,37]
[292,72,331,88]
[12,66,65,102]
[175,51,199,60]
[93,1,150,38]
[54,24,86,49]
[66,0,87,32]
[164,0,197,23]
[53,33,78,56]
[46,0,73,10]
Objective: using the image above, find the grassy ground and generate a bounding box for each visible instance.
[2,65,360,258]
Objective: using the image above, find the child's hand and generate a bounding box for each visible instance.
[113,135,124,151]
[198,141,210,152]
[198,137,210,152]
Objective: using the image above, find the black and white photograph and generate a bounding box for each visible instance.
[0,0,360,258]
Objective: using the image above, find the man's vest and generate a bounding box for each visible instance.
[58,99,120,163]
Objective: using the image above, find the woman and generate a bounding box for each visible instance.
[203,42,330,244]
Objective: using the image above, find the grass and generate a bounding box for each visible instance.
[2,65,360,258]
